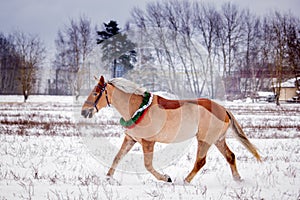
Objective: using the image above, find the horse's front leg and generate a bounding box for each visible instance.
[107,134,136,178]
[142,139,172,182]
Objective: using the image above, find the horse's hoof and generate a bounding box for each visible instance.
[164,174,172,183]
[106,176,121,185]
[233,176,243,182]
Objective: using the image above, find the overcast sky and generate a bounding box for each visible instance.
[1,0,299,64]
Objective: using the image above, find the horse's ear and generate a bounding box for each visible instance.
[94,76,98,81]
[99,76,105,86]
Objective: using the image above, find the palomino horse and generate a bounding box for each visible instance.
[81,76,261,183]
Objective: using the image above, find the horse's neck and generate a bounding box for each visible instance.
[111,87,143,121]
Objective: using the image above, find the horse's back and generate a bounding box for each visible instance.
[156,96,229,123]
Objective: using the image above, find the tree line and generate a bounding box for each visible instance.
[0,0,299,103]
[129,1,300,102]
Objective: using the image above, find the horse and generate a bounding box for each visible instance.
[81,76,261,183]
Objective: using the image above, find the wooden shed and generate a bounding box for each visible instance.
[275,78,297,101]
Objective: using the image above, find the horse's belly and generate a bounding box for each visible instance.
[126,103,199,143]
[149,104,200,143]
[163,120,198,143]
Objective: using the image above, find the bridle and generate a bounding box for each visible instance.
[85,83,110,112]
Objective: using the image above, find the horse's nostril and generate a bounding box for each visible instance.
[81,110,89,118]
[81,108,94,118]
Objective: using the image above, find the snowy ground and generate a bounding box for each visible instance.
[0,95,299,199]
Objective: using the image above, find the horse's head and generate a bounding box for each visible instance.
[81,75,110,118]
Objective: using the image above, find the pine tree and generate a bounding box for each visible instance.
[97,20,136,78]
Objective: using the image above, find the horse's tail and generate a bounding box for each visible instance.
[226,110,262,162]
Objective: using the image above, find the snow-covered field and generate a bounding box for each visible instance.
[0,95,299,199]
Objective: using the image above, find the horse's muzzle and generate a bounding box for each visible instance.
[81,108,94,118]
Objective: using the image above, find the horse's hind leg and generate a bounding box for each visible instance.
[185,140,211,183]
[215,138,241,181]
[141,139,172,182]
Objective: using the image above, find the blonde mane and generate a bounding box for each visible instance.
[108,78,147,96]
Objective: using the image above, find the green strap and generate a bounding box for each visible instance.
[120,92,152,128]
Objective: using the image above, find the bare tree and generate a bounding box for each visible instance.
[239,9,262,97]
[286,15,300,90]
[131,2,180,93]
[79,16,94,67]
[130,0,210,97]
[216,2,246,98]
[193,2,220,98]
[261,11,300,105]
[164,0,196,95]
[0,33,20,94]
[259,16,275,96]
[13,31,45,102]
[269,12,290,105]
[54,16,95,98]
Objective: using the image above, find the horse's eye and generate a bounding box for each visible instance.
[93,92,98,97]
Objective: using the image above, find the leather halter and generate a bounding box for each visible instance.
[85,83,110,112]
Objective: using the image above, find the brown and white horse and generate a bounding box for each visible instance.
[81,76,261,183]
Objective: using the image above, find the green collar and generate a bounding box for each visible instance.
[120,92,153,129]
